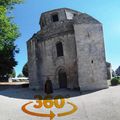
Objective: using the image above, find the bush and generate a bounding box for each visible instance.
[111,78,119,86]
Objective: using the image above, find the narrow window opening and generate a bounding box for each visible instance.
[74,13,77,16]
[87,32,90,38]
[52,14,59,22]
[41,18,46,27]
[41,21,45,27]
[56,42,64,57]
[91,60,93,64]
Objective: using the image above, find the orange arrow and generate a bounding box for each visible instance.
[21,101,55,120]
[57,101,78,117]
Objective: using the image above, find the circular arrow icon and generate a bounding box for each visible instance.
[22,101,55,120]
[21,95,78,120]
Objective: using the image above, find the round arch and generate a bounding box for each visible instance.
[55,66,67,88]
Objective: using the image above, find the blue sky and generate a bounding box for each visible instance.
[13,0,120,75]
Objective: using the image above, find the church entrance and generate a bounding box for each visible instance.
[58,69,67,88]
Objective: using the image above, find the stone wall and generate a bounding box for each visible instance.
[27,38,41,89]
[27,8,108,91]
[35,32,79,90]
[74,23,108,91]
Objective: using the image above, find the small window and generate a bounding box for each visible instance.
[91,60,93,64]
[52,14,59,22]
[56,42,64,57]
[41,21,45,27]
[41,18,46,27]
[74,14,77,16]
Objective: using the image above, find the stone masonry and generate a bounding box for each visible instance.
[27,8,108,91]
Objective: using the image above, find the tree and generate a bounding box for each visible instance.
[0,45,17,77]
[116,66,120,76]
[17,73,24,77]
[9,69,16,78]
[0,0,23,80]
[22,62,28,77]
[0,0,22,9]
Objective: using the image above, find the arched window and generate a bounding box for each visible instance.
[56,42,64,57]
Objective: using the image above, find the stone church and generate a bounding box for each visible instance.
[27,8,108,91]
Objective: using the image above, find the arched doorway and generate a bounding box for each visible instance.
[58,69,67,88]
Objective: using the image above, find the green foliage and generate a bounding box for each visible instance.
[0,45,17,77]
[22,62,28,77]
[111,77,119,86]
[0,0,23,10]
[0,6,20,50]
[8,69,16,77]
[116,76,120,79]
[0,0,23,80]
[17,73,24,77]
